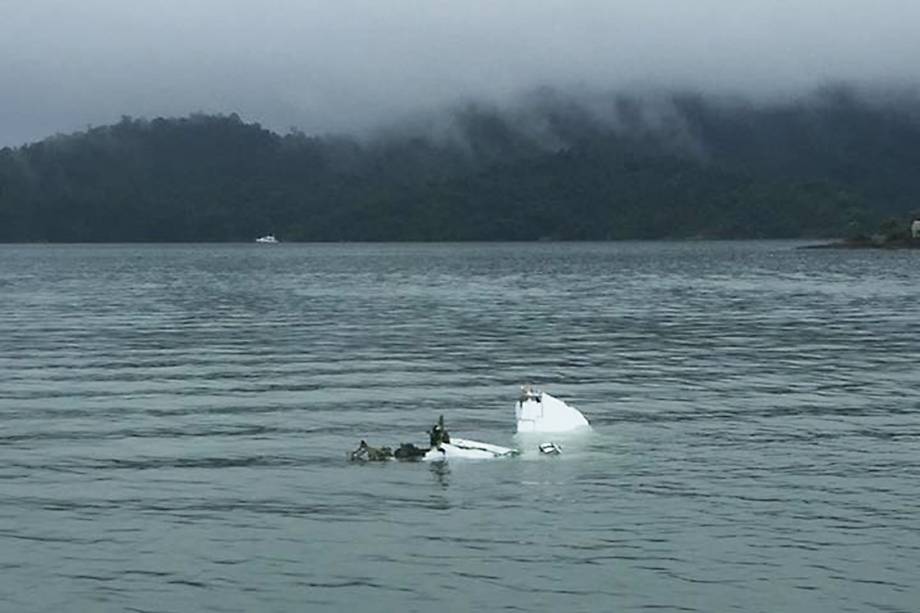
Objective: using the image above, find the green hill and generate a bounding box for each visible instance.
[2,89,919,241]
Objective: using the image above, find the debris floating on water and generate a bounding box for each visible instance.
[516,385,591,433]
[538,442,563,455]
[348,440,393,462]
[349,386,586,462]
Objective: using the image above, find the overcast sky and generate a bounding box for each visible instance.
[2,0,919,146]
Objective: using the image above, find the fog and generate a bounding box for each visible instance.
[2,0,919,146]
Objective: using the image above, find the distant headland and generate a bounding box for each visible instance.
[805,217,920,249]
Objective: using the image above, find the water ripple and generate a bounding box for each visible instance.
[1,242,919,613]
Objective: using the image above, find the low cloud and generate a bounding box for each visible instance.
[2,0,920,145]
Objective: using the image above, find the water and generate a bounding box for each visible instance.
[1,242,918,613]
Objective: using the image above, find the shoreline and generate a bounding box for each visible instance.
[802,238,920,250]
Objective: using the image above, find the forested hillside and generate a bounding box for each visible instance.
[2,89,919,241]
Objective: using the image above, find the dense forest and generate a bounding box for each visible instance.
[2,88,920,242]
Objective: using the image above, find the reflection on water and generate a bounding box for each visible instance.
[1,241,919,613]
[429,460,451,489]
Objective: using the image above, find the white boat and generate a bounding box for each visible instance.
[255,234,279,243]
[515,384,590,433]
[422,437,519,461]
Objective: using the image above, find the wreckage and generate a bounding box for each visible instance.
[349,386,591,462]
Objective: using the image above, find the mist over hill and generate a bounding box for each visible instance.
[2,88,919,242]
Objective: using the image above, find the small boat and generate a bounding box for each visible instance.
[255,234,279,243]
[515,384,590,433]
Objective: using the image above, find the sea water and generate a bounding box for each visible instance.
[1,241,918,612]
